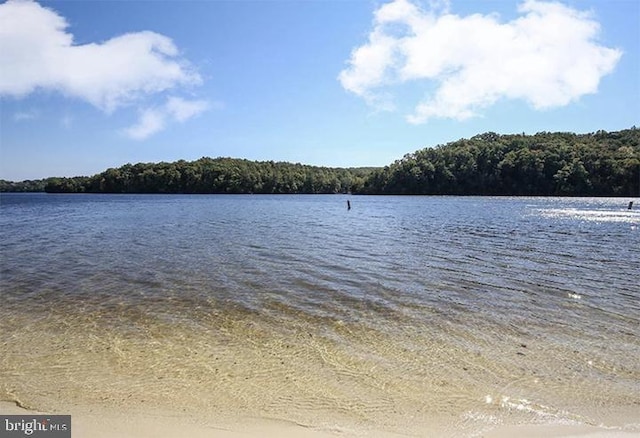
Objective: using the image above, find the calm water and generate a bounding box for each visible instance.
[1,194,639,436]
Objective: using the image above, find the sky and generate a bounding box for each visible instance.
[0,0,638,181]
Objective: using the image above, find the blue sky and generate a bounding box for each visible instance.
[0,0,638,181]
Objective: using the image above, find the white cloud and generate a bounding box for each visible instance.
[338,0,622,122]
[124,97,210,140]
[13,110,39,121]
[125,108,166,140]
[165,97,210,123]
[0,0,209,136]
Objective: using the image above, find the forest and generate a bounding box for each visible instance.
[1,128,638,196]
[20,159,373,195]
[361,128,639,196]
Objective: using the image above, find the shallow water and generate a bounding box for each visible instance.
[1,194,639,436]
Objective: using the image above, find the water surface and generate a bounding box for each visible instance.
[1,194,639,436]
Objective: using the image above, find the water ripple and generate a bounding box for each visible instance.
[1,194,638,435]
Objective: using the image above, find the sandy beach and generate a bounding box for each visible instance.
[0,401,408,438]
[483,424,640,438]
[2,401,638,438]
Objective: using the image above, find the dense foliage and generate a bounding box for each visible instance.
[0,179,49,192]
[361,128,640,196]
[2,128,638,196]
[42,158,373,194]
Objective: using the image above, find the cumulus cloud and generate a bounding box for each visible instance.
[124,108,167,141]
[124,97,210,140]
[0,0,209,136]
[165,96,211,123]
[338,0,622,122]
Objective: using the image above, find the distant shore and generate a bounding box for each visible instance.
[2,128,639,197]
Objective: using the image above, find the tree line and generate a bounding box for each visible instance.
[0,179,48,192]
[38,158,374,194]
[361,128,639,196]
[1,128,638,196]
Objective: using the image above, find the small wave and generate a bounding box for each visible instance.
[498,396,587,425]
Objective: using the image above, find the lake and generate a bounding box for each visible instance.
[1,193,639,436]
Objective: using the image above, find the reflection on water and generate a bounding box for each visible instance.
[539,206,640,223]
[1,194,639,436]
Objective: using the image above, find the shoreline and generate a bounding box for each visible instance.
[483,424,640,438]
[0,401,337,438]
[2,401,638,438]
